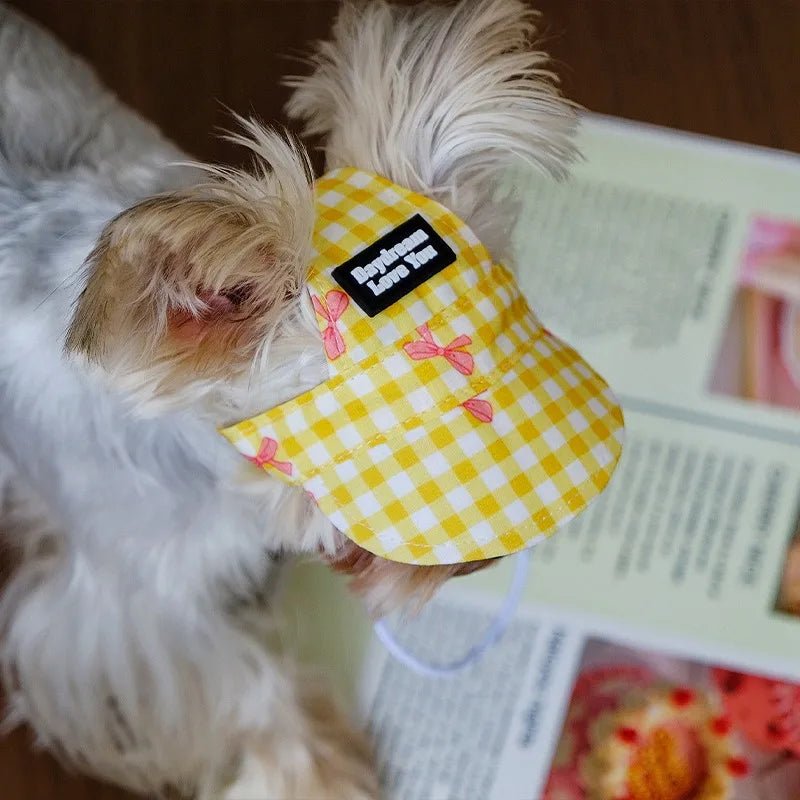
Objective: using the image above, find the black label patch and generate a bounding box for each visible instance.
[331,214,456,317]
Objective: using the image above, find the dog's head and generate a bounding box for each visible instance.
[65,0,577,613]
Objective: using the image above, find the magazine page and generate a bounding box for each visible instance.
[283,564,800,800]
[356,598,800,800]
[499,114,800,672]
[278,115,800,800]
[494,404,800,672]
[512,115,800,435]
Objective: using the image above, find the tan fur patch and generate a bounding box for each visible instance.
[65,125,315,404]
[327,538,496,615]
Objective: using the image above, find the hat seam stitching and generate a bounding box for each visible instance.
[304,260,520,389]
[285,358,611,481]
[224,263,532,437]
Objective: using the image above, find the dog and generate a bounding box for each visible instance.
[0,1,576,796]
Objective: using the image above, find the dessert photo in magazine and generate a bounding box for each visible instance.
[543,638,800,800]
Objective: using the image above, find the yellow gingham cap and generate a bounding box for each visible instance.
[221,169,624,565]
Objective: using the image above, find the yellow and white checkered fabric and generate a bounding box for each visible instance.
[221,168,624,565]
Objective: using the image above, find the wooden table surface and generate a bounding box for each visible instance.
[3,1,800,798]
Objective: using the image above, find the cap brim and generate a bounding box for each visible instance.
[303,328,624,565]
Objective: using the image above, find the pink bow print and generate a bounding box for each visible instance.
[403,324,474,376]
[312,290,349,360]
[246,437,293,477]
[462,396,493,423]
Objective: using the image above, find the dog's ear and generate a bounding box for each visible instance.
[65,125,314,407]
[286,0,577,260]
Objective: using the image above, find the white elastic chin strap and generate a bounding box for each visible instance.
[373,549,532,678]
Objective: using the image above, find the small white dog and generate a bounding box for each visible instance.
[0,1,576,797]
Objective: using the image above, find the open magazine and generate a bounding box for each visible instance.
[280,115,800,800]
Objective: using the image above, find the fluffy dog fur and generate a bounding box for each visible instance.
[0,1,576,796]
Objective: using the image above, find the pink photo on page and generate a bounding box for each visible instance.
[740,217,800,405]
[709,216,800,410]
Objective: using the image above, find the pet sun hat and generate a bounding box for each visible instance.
[221,168,624,566]
[221,168,624,675]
